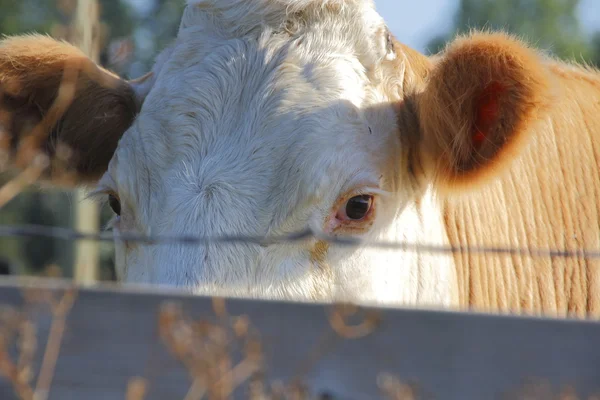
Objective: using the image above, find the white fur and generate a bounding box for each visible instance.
[97,0,458,309]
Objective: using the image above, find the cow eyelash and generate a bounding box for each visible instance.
[87,186,116,205]
[344,186,390,199]
[83,187,121,231]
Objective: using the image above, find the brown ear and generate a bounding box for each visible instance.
[417,31,552,191]
[0,34,144,185]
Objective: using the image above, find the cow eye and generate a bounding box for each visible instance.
[108,194,121,216]
[337,195,374,221]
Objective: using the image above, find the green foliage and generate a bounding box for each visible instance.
[0,0,67,36]
[426,0,598,66]
[591,32,600,66]
[120,0,186,78]
[99,0,135,39]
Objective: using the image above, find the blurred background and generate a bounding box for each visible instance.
[0,0,599,282]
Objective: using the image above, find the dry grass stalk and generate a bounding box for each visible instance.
[0,281,77,400]
[12,60,80,172]
[157,300,264,400]
[501,379,600,400]
[0,306,36,400]
[326,304,381,339]
[378,373,419,400]
[32,288,77,400]
[125,376,149,400]
[0,155,48,209]
[151,300,388,400]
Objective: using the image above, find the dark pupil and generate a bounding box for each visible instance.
[108,195,121,216]
[346,195,371,220]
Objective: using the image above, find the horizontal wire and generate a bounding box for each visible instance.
[0,224,600,260]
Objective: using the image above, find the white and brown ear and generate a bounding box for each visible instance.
[0,34,149,185]
[416,31,553,191]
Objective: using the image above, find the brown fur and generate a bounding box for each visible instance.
[443,59,600,319]
[418,32,554,192]
[0,34,138,184]
[398,31,600,318]
[309,241,334,300]
[310,240,330,267]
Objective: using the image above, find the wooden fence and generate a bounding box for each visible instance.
[0,278,599,400]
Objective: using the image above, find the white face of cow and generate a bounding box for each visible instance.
[93,0,455,305]
[2,0,551,308]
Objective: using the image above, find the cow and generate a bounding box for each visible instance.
[0,0,599,319]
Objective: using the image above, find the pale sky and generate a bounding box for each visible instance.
[375,0,600,53]
[375,0,458,53]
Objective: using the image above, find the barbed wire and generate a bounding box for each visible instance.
[1,223,600,259]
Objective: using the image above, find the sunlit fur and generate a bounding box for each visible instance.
[398,32,600,319]
[96,0,456,308]
[440,55,600,319]
[2,1,600,318]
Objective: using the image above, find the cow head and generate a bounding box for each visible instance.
[0,1,551,307]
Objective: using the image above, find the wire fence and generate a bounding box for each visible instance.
[0,223,600,260]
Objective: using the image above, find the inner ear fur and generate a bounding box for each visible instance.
[417,31,553,191]
[0,34,139,185]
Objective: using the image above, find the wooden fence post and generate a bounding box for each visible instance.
[72,0,101,285]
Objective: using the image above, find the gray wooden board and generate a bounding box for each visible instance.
[0,278,599,400]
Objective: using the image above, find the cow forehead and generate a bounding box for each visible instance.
[107,0,397,228]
